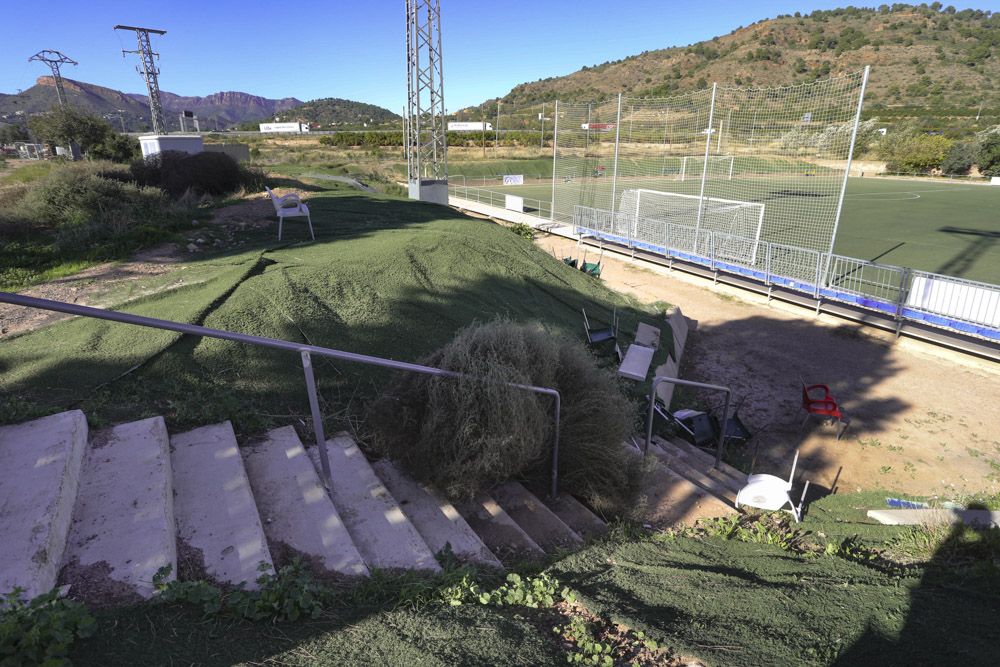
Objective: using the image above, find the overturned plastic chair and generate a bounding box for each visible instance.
[265,186,314,241]
[735,449,810,523]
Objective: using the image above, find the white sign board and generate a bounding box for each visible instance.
[259,122,306,133]
[991,176,1000,186]
[448,122,492,131]
[906,274,1000,328]
[505,195,524,212]
[502,174,524,185]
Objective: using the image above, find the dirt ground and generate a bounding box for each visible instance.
[540,234,1000,501]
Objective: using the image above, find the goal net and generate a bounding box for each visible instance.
[618,188,765,264]
[660,155,734,181]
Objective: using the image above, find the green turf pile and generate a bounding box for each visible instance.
[0,186,660,441]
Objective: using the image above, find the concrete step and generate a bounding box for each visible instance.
[455,494,546,565]
[0,410,88,599]
[629,445,736,530]
[309,436,440,573]
[170,422,274,588]
[372,459,502,569]
[60,417,176,603]
[490,482,583,553]
[241,427,368,578]
[657,435,747,487]
[538,493,609,541]
[649,441,738,507]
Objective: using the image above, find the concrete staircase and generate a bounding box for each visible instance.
[0,411,612,605]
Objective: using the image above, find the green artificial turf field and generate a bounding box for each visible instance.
[454,174,1000,284]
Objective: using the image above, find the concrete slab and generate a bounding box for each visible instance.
[867,509,1000,528]
[372,459,502,569]
[309,436,440,573]
[170,422,273,588]
[490,482,583,553]
[241,427,368,578]
[0,410,88,599]
[60,417,176,602]
[619,344,655,381]
[455,494,545,565]
[538,493,609,541]
[665,306,693,361]
[634,322,661,349]
[654,357,681,406]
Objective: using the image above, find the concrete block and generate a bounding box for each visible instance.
[619,344,655,381]
[372,459,502,569]
[242,427,367,578]
[60,417,176,602]
[309,436,440,572]
[867,509,1000,528]
[0,410,88,599]
[654,357,681,406]
[455,494,545,565]
[170,422,273,587]
[634,323,661,349]
[490,482,583,553]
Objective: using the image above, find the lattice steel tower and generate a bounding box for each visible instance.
[114,25,167,134]
[405,0,448,202]
[28,50,77,109]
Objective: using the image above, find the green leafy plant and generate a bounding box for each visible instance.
[0,588,96,666]
[554,615,614,666]
[509,222,535,240]
[153,560,331,622]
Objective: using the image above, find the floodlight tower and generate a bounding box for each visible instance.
[405,0,448,204]
[114,25,167,134]
[28,50,78,108]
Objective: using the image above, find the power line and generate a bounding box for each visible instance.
[114,24,167,134]
[28,50,78,109]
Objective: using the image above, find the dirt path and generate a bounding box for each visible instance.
[540,234,1000,501]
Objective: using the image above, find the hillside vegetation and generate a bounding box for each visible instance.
[492,4,1000,123]
[268,97,400,128]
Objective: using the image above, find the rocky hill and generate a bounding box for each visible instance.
[490,4,1000,119]
[127,90,302,128]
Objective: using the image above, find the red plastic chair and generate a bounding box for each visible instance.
[800,381,849,439]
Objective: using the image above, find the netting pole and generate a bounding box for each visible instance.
[550,100,559,221]
[540,103,545,149]
[694,83,718,254]
[495,102,501,153]
[825,66,870,280]
[611,93,623,214]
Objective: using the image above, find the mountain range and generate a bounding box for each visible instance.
[0,77,400,132]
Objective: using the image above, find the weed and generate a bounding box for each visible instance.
[0,588,96,666]
[684,514,806,552]
[966,447,982,458]
[887,444,904,453]
[509,222,535,240]
[880,466,893,474]
[859,437,882,449]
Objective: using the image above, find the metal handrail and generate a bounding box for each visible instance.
[0,292,563,497]
[645,376,731,469]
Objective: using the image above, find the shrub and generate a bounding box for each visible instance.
[369,320,640,512]
[0,588,96,666]
[977,132,1000,177]
[130,150,261,197]
[941,141,977,175]
[878,131,954,173]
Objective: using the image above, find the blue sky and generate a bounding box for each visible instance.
[2,1,998,111]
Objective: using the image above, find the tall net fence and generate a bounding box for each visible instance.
[552,70,868,264]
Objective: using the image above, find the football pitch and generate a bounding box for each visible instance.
[467,177,1000,284]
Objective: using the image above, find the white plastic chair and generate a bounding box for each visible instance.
[735,449,810,522]
[265,186,314,241]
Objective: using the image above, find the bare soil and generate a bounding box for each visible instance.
[540,234,1000,501]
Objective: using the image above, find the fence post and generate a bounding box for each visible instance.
[301,351,333,490]
[610,93,623,214]
[895,267,912,337]
[694,83,718,254]
[550,101,559,221]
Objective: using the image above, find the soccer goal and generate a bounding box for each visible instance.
[660,155,735,181]
[618,188,764,264]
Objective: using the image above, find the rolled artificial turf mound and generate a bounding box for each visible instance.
[370,320,641,512]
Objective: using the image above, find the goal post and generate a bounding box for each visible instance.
[618,188,764,264]
[679,155,734,181]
